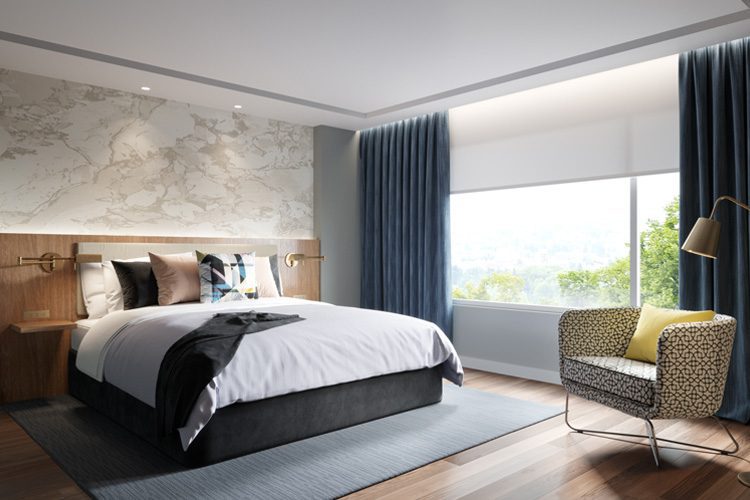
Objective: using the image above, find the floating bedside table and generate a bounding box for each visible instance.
[10,319,76,334]
[2,319,76,404]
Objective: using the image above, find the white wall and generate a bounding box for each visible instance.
[449,56,679,383]
[453,303,563,383]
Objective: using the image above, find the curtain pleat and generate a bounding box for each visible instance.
[359,112,452,338]
[679,37,750,421]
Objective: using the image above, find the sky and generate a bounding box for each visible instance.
[450,172,679,273]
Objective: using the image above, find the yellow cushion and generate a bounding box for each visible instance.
[623,304,715,363]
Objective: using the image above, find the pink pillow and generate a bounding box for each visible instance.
[149,252,200,305]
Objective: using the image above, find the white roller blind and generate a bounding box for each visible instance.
[449,55,678,193]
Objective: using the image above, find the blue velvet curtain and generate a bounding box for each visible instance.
[359,112,452,338]
[679,37,750,422]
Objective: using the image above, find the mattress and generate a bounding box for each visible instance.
[75,298,463,450]
[71,319,99,351]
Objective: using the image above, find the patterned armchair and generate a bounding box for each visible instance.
[559,307,738,466]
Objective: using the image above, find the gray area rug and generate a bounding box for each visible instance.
[5,385,561,499]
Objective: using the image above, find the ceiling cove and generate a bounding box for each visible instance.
[1,2,749,129]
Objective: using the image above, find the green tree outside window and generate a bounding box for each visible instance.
[453,196,679,308]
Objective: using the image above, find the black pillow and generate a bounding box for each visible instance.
[112,261,159,309]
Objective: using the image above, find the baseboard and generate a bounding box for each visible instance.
[460,356,561,385]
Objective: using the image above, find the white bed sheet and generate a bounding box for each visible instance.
[71,319,99,351]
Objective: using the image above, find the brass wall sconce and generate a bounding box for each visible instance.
[17,253,102,273]
[284,253,325,268]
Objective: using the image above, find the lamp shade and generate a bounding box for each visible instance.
[681,217,721,258]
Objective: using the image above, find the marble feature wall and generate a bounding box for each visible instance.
[0,68,313,237]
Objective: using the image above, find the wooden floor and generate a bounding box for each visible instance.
[2,368,750,499]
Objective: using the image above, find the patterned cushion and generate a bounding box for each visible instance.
[198,252,257,303]
[562,356,656,406]
[564,379,654,419]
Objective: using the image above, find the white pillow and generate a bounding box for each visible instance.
[255,256,280,298]
[79,263,108,319]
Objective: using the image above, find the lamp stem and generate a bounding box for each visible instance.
[709,195,750,219]
[706,195,750,488]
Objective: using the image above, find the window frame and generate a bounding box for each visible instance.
[451,171,679,311]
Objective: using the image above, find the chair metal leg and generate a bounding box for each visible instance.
[644,418,660,467]
[563,392,740,466]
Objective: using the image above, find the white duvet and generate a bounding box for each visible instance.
[76,298,463,450]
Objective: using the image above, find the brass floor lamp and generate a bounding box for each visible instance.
[682,195,750,486]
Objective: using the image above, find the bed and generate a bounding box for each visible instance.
[68,242,463,466]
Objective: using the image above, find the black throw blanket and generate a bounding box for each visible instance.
[156,310,304,437]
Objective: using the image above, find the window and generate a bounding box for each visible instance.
[451,172,679,308]
[637,173,680,308]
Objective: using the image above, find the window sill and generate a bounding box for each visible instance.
[452,299,570,314]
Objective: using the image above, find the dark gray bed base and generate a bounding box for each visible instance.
[68,350,443,466]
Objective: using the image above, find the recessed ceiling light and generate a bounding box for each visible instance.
[233,104,242,109]
[140,86,151,91]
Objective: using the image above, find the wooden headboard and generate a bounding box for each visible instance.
[0,233,320,403]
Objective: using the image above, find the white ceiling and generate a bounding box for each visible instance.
[0,0,749,130]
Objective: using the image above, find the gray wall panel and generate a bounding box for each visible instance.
[313,126,360,306]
